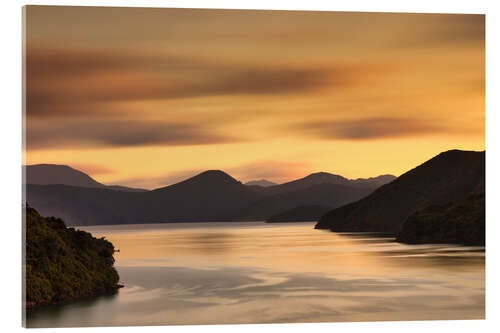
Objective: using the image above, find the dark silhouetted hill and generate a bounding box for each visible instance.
[265,172,395,195]
[315,150,485,235]
[237,183,375,220]
[104,185,147,192]
[245,179,277,187]
[142,170,264,222]
[25,164,146,192]
[266,205,332,222]
[26,170,264,225]
[250,173,395,222]
[26,169,394,226]
[396,190,484,245]
[26,164,104,188]
[26,184,142,225]
[25,206,120,307]
[351,174,397,188]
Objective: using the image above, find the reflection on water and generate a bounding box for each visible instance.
[27,222,485,327]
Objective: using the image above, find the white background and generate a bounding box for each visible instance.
[1,0,498,332]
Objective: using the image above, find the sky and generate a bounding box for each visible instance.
[24,6,485,189]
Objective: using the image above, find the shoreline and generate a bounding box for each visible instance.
[25,284,124,309]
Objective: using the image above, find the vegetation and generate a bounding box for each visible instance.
[396,192,485,246]
[25,206,120,307]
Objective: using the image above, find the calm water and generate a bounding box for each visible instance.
[26,222,485,327]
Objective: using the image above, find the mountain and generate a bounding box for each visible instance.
[245,179,277,187]
[351,174,397,187]
[25,164,146,192]
[142,170,264,222]
[26,170,264,225]
[26,184,142,225]
[26,164,104,188]
[105,185,147,192]
[315,150,485,234]
[26,168,393,226]
[237,183,375,220]
[249,173,395,222]
[25,206,120,307]
[396,191,484,245]
[264,172,395,196]
[266,205,332,223]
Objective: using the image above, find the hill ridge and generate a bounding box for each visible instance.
[315,150,485,233]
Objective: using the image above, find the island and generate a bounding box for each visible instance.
[25,206,121,307]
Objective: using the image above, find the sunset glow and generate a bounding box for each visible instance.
[24,6,485,189]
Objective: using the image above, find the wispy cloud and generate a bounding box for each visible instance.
[290,117,470,140]
[26,46,357,118]
[391,14,484,49]
[27,119,238,150]
[24,7,485,183]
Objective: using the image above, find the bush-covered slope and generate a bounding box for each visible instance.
[396,192,485,245]
[25,207,120,307]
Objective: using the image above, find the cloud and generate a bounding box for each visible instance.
[26,119,237,150]
[392,14,484,49]
[25,45,376,150]
[291,117,445,140]
[26,46,356,118]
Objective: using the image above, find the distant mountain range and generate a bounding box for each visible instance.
[237,182,378,220]
[315,150,485,244]
[267,205,333,223]
[262,172,396,195]
[244,179,277,187]
[26,164,147,192]
[25,150,486,245]
[25,164,395,226]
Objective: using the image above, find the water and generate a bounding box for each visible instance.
[26,222,485,327]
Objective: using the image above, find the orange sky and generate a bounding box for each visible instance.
[24,6,485,189]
